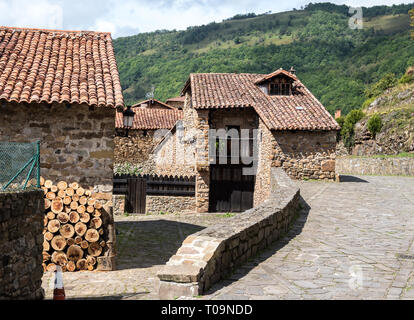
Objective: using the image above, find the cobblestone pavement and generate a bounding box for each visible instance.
[42,175,414,300]
[41,213,231,299]
[203,176,414,300]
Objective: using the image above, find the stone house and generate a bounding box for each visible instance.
[154,68,340,213]
[131,98,175,110]
[0,26,124,200]
[114,106,183,173]
[165,96,185,109]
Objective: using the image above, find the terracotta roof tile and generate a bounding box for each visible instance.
[186,70,340,131]
[116,108,183,130]
[0,26,124,108]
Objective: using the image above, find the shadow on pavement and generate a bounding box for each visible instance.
[115,220,205,270]
[204,196,311,296]
[339,175,369,183]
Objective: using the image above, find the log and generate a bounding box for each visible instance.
[46,211,55,220]
[86,205,94,213]
[72,194,80,202]
[50,185,58,193]
[86,255,96,266]
[42,252,50,262]
[66,187,74,197]
[40,176,45,186]
[46,263,56,272]
[57,181,68,191]
[47,219,60,233]
[42,263,47,272]
[79,196,87,206]
[44,180,53,189]
[99,240,106,248]
[51,235,67,251]
[63,196,72,205]
[69,211,80,224]
[69,182,79,190]
[67,245,83,262]
[44,231,54,241]
[44,199,51,210]
[67,238,75,246]
[90,217,102,229]
[60,224,75,239]
[76,187,85,196]
[94,202,102,210]
[42,187,48,195]
[85,229,99,243]
[46,192,56,200]
[87,264,94,271]
[80,212,90,223]
[74,236,82,245]
[57,190,66,198]
[76,258,88,270]
[98,229,104,236]
[66,261,76,272]
[93,209,102,217]
[43,216,48,227]
[87,198,96,207]
[88,242,102,257]
[57,212,69,224]
[70,201,79,211]
[74,222,87,237]
[51,199,63,214]
[81,240,89,249]
[52,251,68,266]
[64,207,71,214]
[77,205,86,215]
[85,190,92,197]
[43,240,50,251]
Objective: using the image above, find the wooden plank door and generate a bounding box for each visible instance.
[126,177,146,214]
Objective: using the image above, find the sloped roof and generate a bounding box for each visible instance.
[131,99,174,109]
[166,96,185,102]
[0,26,124,108]
[183,70,340,131]
[116,108,183,130]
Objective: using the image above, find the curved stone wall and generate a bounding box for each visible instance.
[157,168,300,299]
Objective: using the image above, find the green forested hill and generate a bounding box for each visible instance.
[113,2,414,115]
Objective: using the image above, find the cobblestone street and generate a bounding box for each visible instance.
[42,176,414,300]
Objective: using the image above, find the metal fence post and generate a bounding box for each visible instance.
[36,140,40,188]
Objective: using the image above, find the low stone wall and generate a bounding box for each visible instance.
[146,196,196,214]
[113,195,126,215]
[336,156,414,176]
[0,190,45,300]
[157,168,300,299]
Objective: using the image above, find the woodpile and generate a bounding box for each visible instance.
[40,177,106,272]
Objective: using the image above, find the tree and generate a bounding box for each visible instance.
[367,114,382,137]
[410,8,414,39]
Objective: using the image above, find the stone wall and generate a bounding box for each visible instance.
[114,129,160,166]
[0,190,45,300]
[146,196,196,214]
[0,102,115,194]
[272,131,337,181]
[157,168,300,299]
[336,156,414,176]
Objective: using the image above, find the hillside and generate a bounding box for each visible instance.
[349,67,414,156]
[113,2,414,116]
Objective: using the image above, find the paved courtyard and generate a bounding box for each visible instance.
[42,175,414,300]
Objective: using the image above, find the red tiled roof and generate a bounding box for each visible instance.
[185,70,340,131]
[0,26,124,108]
[116,108,183,130]
[166,96,185,102]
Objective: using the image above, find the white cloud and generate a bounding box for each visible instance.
[0,0,412,37]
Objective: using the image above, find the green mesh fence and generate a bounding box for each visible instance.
[0,141,40,191]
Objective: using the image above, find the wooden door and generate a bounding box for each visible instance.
[209,165,255,213]
[126,177,146,214]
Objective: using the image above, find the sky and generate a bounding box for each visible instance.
[0,0,412,38]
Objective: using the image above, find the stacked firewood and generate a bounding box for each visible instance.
[40,177,106,272]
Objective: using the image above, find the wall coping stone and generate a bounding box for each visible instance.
[157,168,300,299]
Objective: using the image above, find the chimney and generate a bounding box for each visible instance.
[289,66,296,75]
[335,109,341,119]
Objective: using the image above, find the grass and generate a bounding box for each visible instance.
[217,212,236,218]
[342,152,414,159]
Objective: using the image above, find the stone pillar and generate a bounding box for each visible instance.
[195,110,210,213]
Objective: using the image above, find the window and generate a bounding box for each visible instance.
[268,77,292,96]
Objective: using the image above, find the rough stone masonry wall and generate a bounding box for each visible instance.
[0,190,44,300]
[272,130,337,181]
[146,196,196,214]
[157,168,300,299]
[336,156,414,176]
[0,102,115,194]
